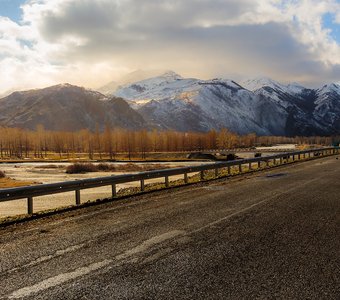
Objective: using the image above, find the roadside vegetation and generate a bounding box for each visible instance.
[65,163,170,174]
[0,170,37,188]
[34,164,64,169]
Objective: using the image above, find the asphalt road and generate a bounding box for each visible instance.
[0,156,339,299]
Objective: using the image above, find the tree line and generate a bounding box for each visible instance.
[0,125,336,160]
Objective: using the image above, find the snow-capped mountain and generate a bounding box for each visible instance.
[113,72,340,136]
[313,83,340,134]
[114,73,284,134]
[2,73,339,136]
[98,69,171,95]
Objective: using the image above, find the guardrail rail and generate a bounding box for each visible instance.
[0,147,338,216]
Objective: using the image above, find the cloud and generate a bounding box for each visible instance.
[0,0,340,93]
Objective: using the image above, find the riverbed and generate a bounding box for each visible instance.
[0,161,209,218]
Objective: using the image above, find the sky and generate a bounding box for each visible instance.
[0,0,340,94]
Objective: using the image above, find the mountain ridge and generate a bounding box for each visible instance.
[112,72,340,136]
[0,84,148,132]
[1,73,340,136]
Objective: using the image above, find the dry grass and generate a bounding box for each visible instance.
[0,169,39,188]
[0,178,37,189]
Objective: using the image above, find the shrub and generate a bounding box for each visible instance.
[0,170,6,178]
[35,164,64,169]
[97,163,116,172]
[66,163,97,174]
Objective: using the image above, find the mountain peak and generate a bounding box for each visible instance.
[319,82,340,94]
[159,70,182,80]
[241,77,283,91]
[50,83,83,90]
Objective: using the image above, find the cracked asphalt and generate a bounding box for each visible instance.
[0,155,339,299]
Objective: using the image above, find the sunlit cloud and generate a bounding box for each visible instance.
[0,0,340,94]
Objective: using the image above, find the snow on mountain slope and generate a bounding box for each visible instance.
[242,77,285,92]
[242,78,331,135]
[98,69,172,95]
[313,83,340,133]
[242,77,305,95]
[113,72,340,136]
[115,71,192,101]
[114,73,292,135]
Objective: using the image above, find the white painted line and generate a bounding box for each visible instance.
[4,243,86,275]
[6,230,185,299]
[8,259,113,299]
[116,230,184,260]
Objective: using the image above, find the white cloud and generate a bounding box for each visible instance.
[0,0,340,94]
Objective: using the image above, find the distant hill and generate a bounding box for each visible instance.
[0,84,148,131]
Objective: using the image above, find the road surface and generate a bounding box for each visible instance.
[0,156,339,299]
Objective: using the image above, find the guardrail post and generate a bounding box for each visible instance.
[27,197,33,215]
[248,162,252,170]
[165,176,169,187]
[298,154,301,160]
[266,160,270,167]
[308,152,311,158]
[200,170,205,180]
[227,166,231,175]
[75,189,81,205]
[258,161,261,169]
[112,184,117,197]
[140,179,145,192]
[214,168,219,178]
[184,173,188,184]
[238,164,242,173]
[280,157,283,164]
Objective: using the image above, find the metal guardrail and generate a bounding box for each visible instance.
[0,147,338,215]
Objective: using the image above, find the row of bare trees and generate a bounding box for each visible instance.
[0,126,335,160]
